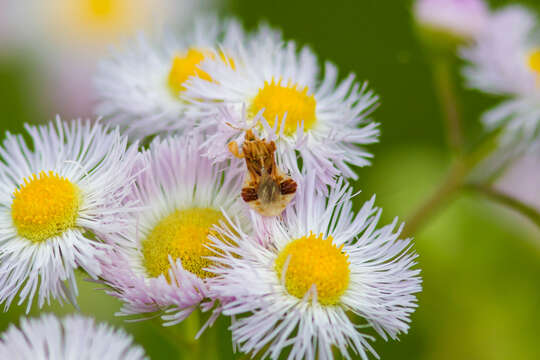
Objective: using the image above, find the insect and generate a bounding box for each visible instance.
[228,130,297,217]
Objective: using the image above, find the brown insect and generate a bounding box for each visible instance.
[228,130,297,217]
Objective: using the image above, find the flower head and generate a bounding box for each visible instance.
[413,0,489,41]
[1,0,209,117]
[94,17,244,139]
[0,314,146,360]
[2,0,204,52]
[98,135,248,327]
[462,6,540,145]
[207,175,422,359]
[183,29,379,192]
[0,118,138,312]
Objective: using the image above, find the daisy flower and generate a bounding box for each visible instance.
[98,135,248,327]
[183,30,380,192]
[1,0,213,52]
[94,17,245,139]
[0,314,146,360]
[207,175,422,360]
[0,0,216,117]
[0,118,139,312]
[413,0,489,41]
[461,5,540,145]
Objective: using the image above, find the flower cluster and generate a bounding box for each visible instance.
[95,18,380,191]
[0,16,421,360]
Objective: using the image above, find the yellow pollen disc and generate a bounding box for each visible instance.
[528,49,540,75]
[141,208,224,280]
[249,78,317,135]
[52,0,145,43]
[11,171,80,243]
[87,0,115,17]
[167,48,234,97]
[274,233,350,305]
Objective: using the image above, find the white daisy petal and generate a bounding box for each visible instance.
[0,118,139,312]
[207,175,422,359]
[98,135,249,326]
[0,314,147,360]
[461,5,540,145]
[94,17,247,139]
[413,0,489,40]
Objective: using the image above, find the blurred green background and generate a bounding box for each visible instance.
[1,0,539,359]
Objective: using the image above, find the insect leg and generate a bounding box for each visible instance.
[228,141,244,158]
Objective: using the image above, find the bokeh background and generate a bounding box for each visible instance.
[1,0,539,359]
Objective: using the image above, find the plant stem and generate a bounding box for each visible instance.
[149,319,192,357]
[465,183,540,228]
[402,106,505,238]
[200,316,219,360]
[402,57,466,237]
[402,136,539,238]
[182,311,201,360]
[432,57,464,155]
[402,160,467,238]
[405,52,537,238]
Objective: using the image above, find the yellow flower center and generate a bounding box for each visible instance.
[528,49,540,76]
[167,48,235,97]
[86,0,116,18]
[11,171,80,243]
[79,0,131,26]
[142,208,224,279]
[274,233,350,305]
[168,49,213,97]
[48,0,151,46]
[249,79,317,136]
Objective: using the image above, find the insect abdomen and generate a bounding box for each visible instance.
[257,173,281,204]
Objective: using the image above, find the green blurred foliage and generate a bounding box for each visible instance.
[0,57,41,138]
[1,0,539,359]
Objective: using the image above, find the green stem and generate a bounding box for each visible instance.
[402,133,540,237]
[404,51,537,238]
[181,310,223,360]
[465,183,540,228]
[402,131,500,238]
[181,311,201,360]
[432,57,464,155]
[402,160,466,238]
[402,77,511,239]
[149,319,192,357]
[200,316,219,360]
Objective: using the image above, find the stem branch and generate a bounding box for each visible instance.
[432,58,464,154]
[465,183,540,228]
[402,160,466,238]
